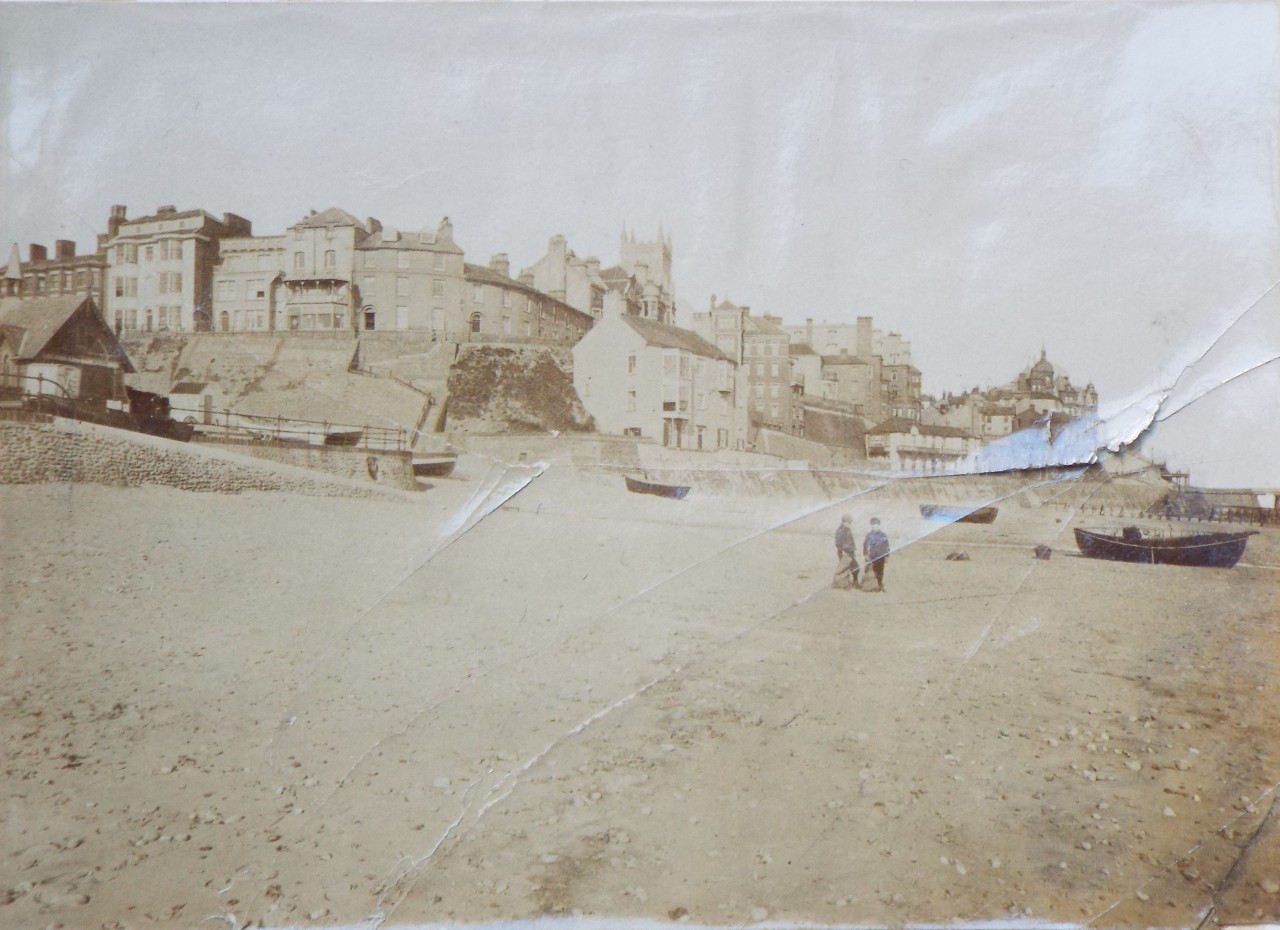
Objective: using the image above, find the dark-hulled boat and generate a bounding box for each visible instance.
[920,504,999,524]
[412,454,458,478]
[624,475,690,500]
[324,430,363,447]
[1074,526,1255,568]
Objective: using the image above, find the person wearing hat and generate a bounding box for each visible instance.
[832,514,860,589]
[863,517,891,592]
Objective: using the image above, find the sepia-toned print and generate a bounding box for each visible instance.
[2,3,1278,930]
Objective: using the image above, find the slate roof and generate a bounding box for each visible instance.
[0,296,134,372]
[291,207,367,230]
[462,264,592,322]
[621,315,734,362]
[744,315,788,337]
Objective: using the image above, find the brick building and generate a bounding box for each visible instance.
[105,204,252,334]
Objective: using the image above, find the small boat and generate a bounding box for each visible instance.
[324,430,363,447]
[1074,526,1256,568]
[624,475,690,500]
[412,454,458,478]
[920,504,999,524]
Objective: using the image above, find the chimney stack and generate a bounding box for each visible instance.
[29,244,47,263]
[156,205,177,216]
[107,205,127,240]
[857,316,873,359]
[489,253,510,277]
[55,240,75,259]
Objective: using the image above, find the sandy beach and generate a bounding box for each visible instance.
[2,453,1278,929]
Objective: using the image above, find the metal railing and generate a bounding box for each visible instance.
[177,404,410,452]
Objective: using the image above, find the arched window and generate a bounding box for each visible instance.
[469,312,482,334]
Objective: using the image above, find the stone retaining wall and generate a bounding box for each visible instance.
[193,437,418,491]
[0,421,409,499]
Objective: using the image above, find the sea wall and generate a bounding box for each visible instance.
[0,420,410,499]
[192,437,418,491]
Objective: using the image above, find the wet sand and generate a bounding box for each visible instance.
[2,460,1278,928]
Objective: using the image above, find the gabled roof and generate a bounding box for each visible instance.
[621,315,734,362]
[0,296,134,372]
[789,343,818,356]
[744,315,788,337]
[291,207,367,230]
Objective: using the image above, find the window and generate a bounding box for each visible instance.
[771,403,780,419]
[398,251,410,270]
[75,269,86,289]
[249,279,266,300]
[433,253,445,271]
[324,250,336,269]
[216,280,236,300]
[294,229,306,240]
[158,240,182,261]
[293,252,305,270]
[397,277,410,297]
[501,289,512,308]
[502,316,511,334]
[771,363,780,378]
[159,272,182,294]
[626,390,637,411]
[114,277,124,298]
[396,306,408,330]
[471,285,482,303]
[679,354,690,379]
[363,310,376,330]
[432,279,445,298]
[361,276,375,298]
[145,246,154,262]
[469,312,482,334]
[627,354,637,374]
[770,384,780,398]
[364,252,377,269]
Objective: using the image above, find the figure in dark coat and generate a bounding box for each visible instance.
[863,517,890,592]
[833,514,860,589]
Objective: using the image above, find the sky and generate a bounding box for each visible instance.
[2,2,1278,486]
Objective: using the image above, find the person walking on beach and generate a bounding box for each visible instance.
[863,517,890,592]
[833,514,860,589]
